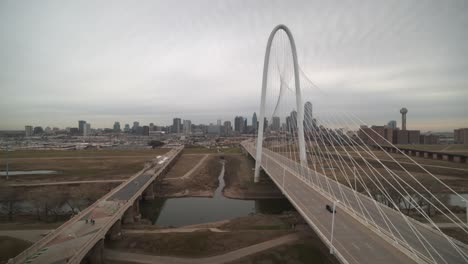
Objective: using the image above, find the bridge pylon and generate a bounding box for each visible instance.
[255,24,307,182]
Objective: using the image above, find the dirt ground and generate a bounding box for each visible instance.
[0,236,32,263]
[164,154,205,178]
[223,154,284,199]
[155,154,222,197]
[108,214,302,258]
[228,232,338,264]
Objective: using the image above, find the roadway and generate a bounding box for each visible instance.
[12,147,183,264]
[242,141,468,264]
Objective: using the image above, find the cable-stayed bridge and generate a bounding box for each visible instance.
[242,24,468,264]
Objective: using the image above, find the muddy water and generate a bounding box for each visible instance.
[140,161,294,227]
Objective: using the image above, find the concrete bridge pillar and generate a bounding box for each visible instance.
[143,183,155,200]
[133,198,141,222]
[442,154,449,161]
[433,153,438,160]
[87,239,104,264]
[107,220,122,241]
[122,206,134,224]
[424,152,429,158]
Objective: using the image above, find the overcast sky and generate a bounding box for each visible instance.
[1,0,467,131]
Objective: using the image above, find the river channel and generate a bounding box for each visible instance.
[140,160,294,226]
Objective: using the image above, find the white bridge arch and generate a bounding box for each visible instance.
[254,24,307,182]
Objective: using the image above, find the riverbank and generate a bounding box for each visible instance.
[223,155,284,200]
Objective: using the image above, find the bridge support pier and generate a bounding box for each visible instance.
[107,220,122,241]
[143,183,155,200]
[87,239,104,264]
[123,200,141,224]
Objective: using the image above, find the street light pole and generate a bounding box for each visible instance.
[330,200,338,254]
[5,145,9,181]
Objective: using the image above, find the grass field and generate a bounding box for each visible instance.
[0,149,170,183]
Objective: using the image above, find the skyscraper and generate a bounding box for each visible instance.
[304,102,313,130]
[223,121,232,136]
[234,116,244,133]
[252,112,258,131]
[25,125,33,137]
[272,117,280,131]
[113,121,121,132]
[83,123,91,137]
[173,118,182,133]
[132,121,140,133]
[290,110,298,131]
[78,120,86,136]
[183,120,192,135]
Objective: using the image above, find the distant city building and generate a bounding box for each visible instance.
[290,111,298,131]
[69,127,79,135]
[33,126,44,135]
[142,126,150,136]
[223,121,232,136]
[172,118,182,134]
[83,123,91,137]
[217,119,222,126]
[124,124,130,133]
[272,116,280,131]
[420,134,440,145]
[25,125,33,137]
[207,124,221,136]
[113,121,121,132]
[183,120,192,135]
[149,123,155,131]
[78,120,86,136]
[252,112,258,131]
[286,116,292,133]
[387,120,397,129]
[304,102,313,131]
[454,128,468,145]
[263,117,268,130]
[234,116,244,133]
[132,121,140,133]
[358,125,394,145]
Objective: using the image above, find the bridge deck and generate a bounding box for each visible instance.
[242,141,468,264]
[13,147,183,264]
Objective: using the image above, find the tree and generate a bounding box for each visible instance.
[148,140,164,149]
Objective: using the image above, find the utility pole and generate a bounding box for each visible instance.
[330,200,338,254]
[5,145,9,181]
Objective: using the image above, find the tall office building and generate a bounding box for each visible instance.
[83,123,91,137]
[252,112,258,131]
[124,124,130,132]
[234,116,244,133]
[304,102,313,130]
[290,110,298,131]
[142,126,150,136]
[78,120,86,136]
[132,121,140,133]
[183,120,192,135]
[217,119,222,126]
[113,122,121,132]
[272,116,280,131]
[25,125,33,137]
[387,120,397,129]
[172,118,182,134]
[223,121,232,136]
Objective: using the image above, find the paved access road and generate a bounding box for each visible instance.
[242,141,468,264]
